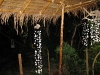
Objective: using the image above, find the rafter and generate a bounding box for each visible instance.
[53,4,61,15]
[20,0,32,14]
[64,0,100,14]
[0,0,3,5]
[53,0,65,15]
[65,0,99,9]
[40,2,51,14]
[46,0,60,4]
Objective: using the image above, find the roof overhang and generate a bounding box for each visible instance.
[0,0,99,28]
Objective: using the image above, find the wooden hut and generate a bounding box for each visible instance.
[0,0,100,75]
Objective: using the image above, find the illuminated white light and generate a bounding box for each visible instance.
[35,70,37,73]
[34,24,42,74]
[82,13,100,46]
[34,24,40,29]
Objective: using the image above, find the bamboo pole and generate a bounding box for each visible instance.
[65,0,95,8]
[18,53,23,75]
[65,0,98,13]
[0,0,3,5]
[92,51,100,75]
[47,49,50,75]
[19,0,32,17]
[59,2,64,75]
[21,0,32,13]
[86,47,89,75]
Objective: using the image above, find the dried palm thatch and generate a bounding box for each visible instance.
[0,0,99,27]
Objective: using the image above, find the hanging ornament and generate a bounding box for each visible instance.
[34,24,40,29]
[11,39,15,48]
[82,10,100,46]
[34,24,43,74]
[82,21,89,46]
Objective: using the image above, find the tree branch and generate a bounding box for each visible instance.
[71,23,82,46]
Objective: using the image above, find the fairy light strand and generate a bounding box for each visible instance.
[82,10,100,46]
[34,24,43,74]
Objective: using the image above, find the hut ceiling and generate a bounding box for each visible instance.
[0,0,99,16]
[0,0,99,28]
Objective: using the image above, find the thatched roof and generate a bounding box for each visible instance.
[0,0,100,30]
[0,0,99,15]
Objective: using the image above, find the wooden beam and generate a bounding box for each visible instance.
[20,0,32,14]
[0,0,3,5]
[47,49,50,75]
[86,47,89,75]
[65,0,100,9]
[53,0,65,15]
[59,2,64,75]
[40,2,51,14]
[65,0,99,13]
[53,4,61,15]
[18,53,23,75]
[83,7,90,15]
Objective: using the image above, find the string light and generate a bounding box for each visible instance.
[82,10,100,46]
[34,24,43,74]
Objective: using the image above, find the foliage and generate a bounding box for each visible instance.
[88,42,100,75]
[55,42,84,75]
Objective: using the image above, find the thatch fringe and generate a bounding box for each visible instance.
[65,1,97,17]
[0,13,60,34]
[0,12,12,24]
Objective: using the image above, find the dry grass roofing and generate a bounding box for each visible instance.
[0,0,99,31]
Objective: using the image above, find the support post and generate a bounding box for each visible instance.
[18,53,23,75]
[59,2,64,75]
[86,47,89,75]
[47,49,50,75]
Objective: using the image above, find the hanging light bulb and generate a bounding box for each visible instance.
[34,24,40,29]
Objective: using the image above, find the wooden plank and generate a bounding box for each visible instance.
[18,53,23,75]
[59,2,64,75]
[46,0,60,4]
[65,0,98,9]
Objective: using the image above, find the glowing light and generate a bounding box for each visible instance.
[82,11,100,46]
[34,24,42,74]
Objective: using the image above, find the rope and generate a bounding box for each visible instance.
[0,31,25,46]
